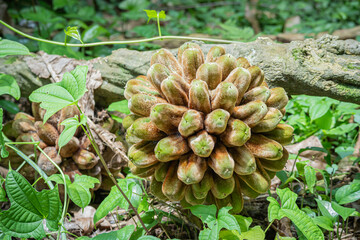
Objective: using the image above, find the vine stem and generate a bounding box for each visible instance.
[77,106,148,233]
[0,20,239,47]
[37,146,69,240]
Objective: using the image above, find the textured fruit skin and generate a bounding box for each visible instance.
[35,121,59,146]
[38,147,62,175]
[72,149,98,169]
[125,42,293,213]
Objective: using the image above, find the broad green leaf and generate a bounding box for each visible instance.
[335,181,360,204]
[0,99,20,114]
[335,146,355,159]
[312,216,334,231]
[267,197,281,222]
[68,174,99,208]
[315,199,338,221]
[189,204,217,228]
[0,109,9,158]
[331,201,356,220]
[93,179,132,224]
[217,207,241,234]
[29,65,88,123]
[304,165,316,193]
[309,98,331,121]
[280,209,324,240]
[59,65,88,100]
[219,230,241,240]
[137,236,161,240]
[47,174,71,185]
[0,74,20,100]
[0,233,11,240]
[296,160,310,176]
[314,110,333,130]
[0,39,31,58]
[267,188,324,240]
[0,170,62,239]
[58,114,86,149]
[239,226,265,240]
[108,100,131,114]
[82,24,109,42]
[234,215,252,232]
[323,123,357,136]
[276,188,297,211]
[137,196,149,213]
[93,225,135,240]
[199,229,215,240]
[64,26,84,44]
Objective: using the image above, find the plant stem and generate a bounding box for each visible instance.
[77,112,148,232]
[0,20,239,47]
[264,220,274,233]
[37,146,68,240]
[5,143,54,189]
[157,13,162,39]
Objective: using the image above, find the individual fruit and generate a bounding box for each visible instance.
[124,43,293,212]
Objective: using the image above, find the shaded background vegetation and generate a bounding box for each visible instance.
[1,0,360,58]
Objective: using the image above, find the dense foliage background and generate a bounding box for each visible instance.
[0,0,360,239]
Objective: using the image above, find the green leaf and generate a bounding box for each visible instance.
[267,197,281,222]
[309,98,332,121]
[0,100,20,114]
[29,65,88,123]
[144,10,166,23]
[0,109,9,159]
[267,188,324,240]
[217,207,241,234]
[314,199,338,221]
[199,229,215,240]
[296,160,310,176]
[137,236,161,240]
[219,230,241,240]
[93,225,135,240]
[335,146,355,159]
[304,165,316,193]
[58,114,86,149]
[47,174,71,185]
[314,110,333,130]
[0,39,31,58]
[0,170,62,239]
[280,209,324,240]
[312,216,334,231]
[93,179,132,224]
[0,74,21,100]
[64,26,84,44]
[189,204,217,228]
[239,226,265,240]
[331,201,356,220]
[234,215,252,232]
[68,174,99,208]
[323,123,358,136]
[335,181,360,205]
[108,100,131,114]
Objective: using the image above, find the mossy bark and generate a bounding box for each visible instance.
[1,35,359,106]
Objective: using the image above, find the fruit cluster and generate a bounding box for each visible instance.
[2,104,121,190]
[124,42,293,213]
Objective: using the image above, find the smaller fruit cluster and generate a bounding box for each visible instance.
[2,103,121,190]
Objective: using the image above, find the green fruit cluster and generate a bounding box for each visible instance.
[124,42,293,213]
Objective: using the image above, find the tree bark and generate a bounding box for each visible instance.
[1,34,359,106]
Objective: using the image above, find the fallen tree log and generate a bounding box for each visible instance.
[0,34,359,106]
